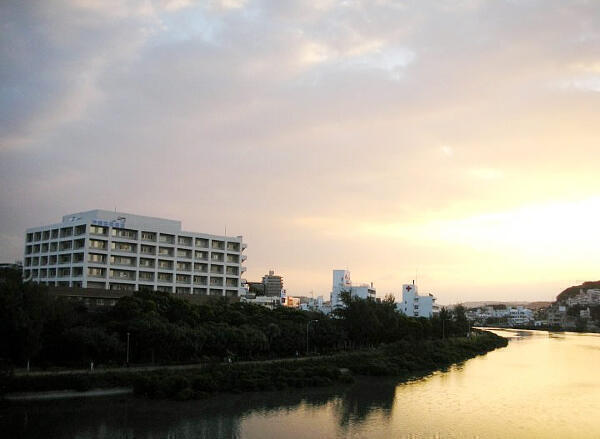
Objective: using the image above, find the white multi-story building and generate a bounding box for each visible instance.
[566,289,600,307]
[330,269,376,307]
[23,210,247,297]
[397,283,436,318]
[508,306,533,325]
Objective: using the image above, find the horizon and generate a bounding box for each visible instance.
[2,1,600,304]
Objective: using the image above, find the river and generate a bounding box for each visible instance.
[2,329,600,438]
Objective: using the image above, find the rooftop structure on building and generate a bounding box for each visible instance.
[23,210,247,297]
[397,282,436,318]
[330,269,376,307]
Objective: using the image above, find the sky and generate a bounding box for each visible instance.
[1,0,600,304]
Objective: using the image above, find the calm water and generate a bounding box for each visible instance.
[3,329,600,438]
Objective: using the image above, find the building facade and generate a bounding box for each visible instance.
[330,269,376,307]
[397,283,436,318]
[262,270,283,297]
[23,210,247,297]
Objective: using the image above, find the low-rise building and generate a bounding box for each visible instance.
[397,283,436,318]
[330,269,376,308]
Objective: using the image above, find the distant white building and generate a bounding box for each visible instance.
[508,306,533,325]
[330,269,376,308]
[397,283,436,318]
[566,289,600,307]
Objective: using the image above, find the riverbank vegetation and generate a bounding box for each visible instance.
[1,272,472,370]
[1,332,507,399]
[0,270,507,398]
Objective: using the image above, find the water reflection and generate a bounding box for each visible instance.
[334,378,396,427]
[1,379,403,439]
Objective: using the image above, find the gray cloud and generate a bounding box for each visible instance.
[2,0,600,300]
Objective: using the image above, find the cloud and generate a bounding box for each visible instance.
[2,0,600,301]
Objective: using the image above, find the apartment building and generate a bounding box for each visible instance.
[23,210,247,297]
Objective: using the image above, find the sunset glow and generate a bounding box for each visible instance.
[2,1,600,302]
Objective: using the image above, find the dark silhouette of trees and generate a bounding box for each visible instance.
[0,274,476,370]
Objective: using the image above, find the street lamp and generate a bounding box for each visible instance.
[306,320,318,355]
[126,332,130,367]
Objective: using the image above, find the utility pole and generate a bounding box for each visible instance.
[306,320,318,355]
[126,332,130,367]
[442,318,445,339]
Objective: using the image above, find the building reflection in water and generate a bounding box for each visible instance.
[2,379,400,439]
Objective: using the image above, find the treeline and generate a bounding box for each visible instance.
[0,270,470,370]
[3,333,508,399]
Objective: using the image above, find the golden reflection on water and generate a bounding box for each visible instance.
[240,330,600,439]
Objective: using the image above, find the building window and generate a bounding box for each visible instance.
[195,238,209,248]
[90,225,108,235]
[141,231,157,242]
[112,228,137,240]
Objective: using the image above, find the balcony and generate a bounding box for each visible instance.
[227,242,240,252]
[89,239,108,250]
[210,264,224,274]
[158,260,174,270]
[139,272,155,282]
[88,268,106,278]
[176,262,192,272]
[60,228,73,238]
[110,269,136,281]
[194,276,207,286]
[195,238,209,248]
[159,234,175,245]
[110,256,136,266]
[209,277,223,287]
[140,245,156,255]
[241,255,247,262]
[194,263,208,273]
[88,253,107,264]
[90,225,108,236]
[176,274,191,284]
[177,249,192,259]
[112,228,137,240]
[226,254,239,263]
[177,236,193,247]
[141,231,157,242]
[194,251,208,261]
[158,247,174,257]
[139,258,156,269]
[225,266,238,276]
[157,273,173,283]
[111,242,137,253]
[211,240,225,250]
